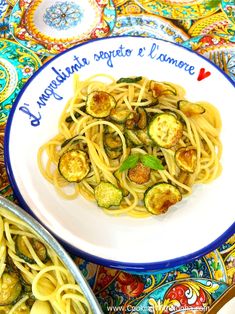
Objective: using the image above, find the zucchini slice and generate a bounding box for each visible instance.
[137,108,147,129]
[178,100,205,117]
[128,162,151,184]
[150,81,176,98]
[175,146,197,173]
[110,107,131,124]
[0,272,22,305]
[125,112,140,130]
[125,130,143,146]
[104,133,122,150]
[104,123,125,134]
[94,182,123,208]
[86,91,116,118]
[105,147,122,159]
[15,236,47,264]
[144,183,182,215]
[58,149,90,182]
[148,113,183,148]
[136,129,154,146]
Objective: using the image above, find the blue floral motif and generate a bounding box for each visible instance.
[0,15,11,39]
[0,0,8,20]
[43,1,83,31]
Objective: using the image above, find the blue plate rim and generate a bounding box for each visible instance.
[4,35,235,272]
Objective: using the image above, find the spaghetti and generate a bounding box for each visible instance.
[38,74,222,217]
[0,207,91,313]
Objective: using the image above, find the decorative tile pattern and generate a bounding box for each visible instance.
[43,1,83,31]
[1,2,235,313]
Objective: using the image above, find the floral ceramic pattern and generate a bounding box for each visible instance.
[221,0,235,24]
[95,277,228,313]
[74,251,228,313]
[188,12,234,37]
[111,14,189,44]
[205,250,227,283]
[197,43,235,81]
[6,0,17,5]
[134,0,221,20]
[1,2,235,313]
[219,234,235,255]
[116,0,144,15]
[182,34,235,81]
[43,1,83,31]
[0,0,9,21]
[0,15,12,38]
[0,125,15,200]
[224,248,235,285]
[114,0,129,6]
[0,39,41,124]
[135,279,228,314]
[9,0,116,55]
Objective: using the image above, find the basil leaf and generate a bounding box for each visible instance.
[140,154,164,170]
[119,154,140,172]
[117,77,142,84]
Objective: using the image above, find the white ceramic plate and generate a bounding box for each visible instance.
[4,36,235,271]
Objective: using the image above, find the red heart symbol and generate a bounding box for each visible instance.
[197,68,211,81]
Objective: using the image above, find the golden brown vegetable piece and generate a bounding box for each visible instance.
[148,113,183,148]
[58,149,90,182]
[178,100,205,117]
[144,183,182,215]
[86,91,116,118]
[150,81,176,98]
[128,162,151,184]
[175,146,197,173]
[0,272,22,305]
[16,235,47,264]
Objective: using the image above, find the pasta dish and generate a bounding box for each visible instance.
[38,75,222,217]
[0,207,91,313]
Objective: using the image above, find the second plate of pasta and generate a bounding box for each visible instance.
[4,36,235,271]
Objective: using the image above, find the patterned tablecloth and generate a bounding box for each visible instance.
[0,0,235,313]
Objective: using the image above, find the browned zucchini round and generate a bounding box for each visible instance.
[58,149,90,182]
[15,236,48,264]
[144,182,182,215]
[104,133,122,150]
[148,113,183,148]
[0,272,22,305]
[175,146,197,173]
[86,91,116,118]
[128,162,151,184]
[149,81,176,98]
[178,100,205,117]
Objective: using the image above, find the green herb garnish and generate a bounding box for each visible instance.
[117,77,142,84]
[119,154,139,172]
[140,154,164,170]
[119,154,164,172]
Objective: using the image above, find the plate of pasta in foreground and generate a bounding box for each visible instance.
[0,196,102,313]
[4,36,235,271]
